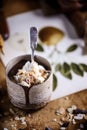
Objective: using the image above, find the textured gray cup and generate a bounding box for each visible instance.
[6,55,52,110]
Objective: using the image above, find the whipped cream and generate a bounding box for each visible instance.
[14,61,49,87]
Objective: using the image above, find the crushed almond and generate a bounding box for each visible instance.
[52,118,57,122]
[14,61,49,87]
[56,107,65,115]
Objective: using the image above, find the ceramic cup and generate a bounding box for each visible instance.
[6,55,52,110]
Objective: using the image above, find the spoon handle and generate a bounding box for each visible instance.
[30,27,37,62]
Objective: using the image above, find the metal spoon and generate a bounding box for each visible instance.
[30,27,37,62]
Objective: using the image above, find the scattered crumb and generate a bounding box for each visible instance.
[28,114,32,117]
[52,118,57,122]
[9,108,15,114]
[58,121,63,126]
[72,119,76,124]
[84,115,87,120]
[74,114,84,120]
[60,127,66,130]
[56,107,65,115]
[65,97,69,100]
[56,105,87,129]
[15,116,20,121]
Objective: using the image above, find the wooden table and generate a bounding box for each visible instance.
[0,1,87,130]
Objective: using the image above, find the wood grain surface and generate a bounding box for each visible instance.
[0,0,87,130]
[0,59,87,130]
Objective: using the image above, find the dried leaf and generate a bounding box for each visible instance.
[79,63,87,72]
[36,43,44,52]
[53,74,57,91]
[55,64,61,72]
[71,63,84,76]
[66,44,78,52]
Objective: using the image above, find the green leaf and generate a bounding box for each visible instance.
[79,63,87,72]
[36,43,44,52]
[53,74,57,91]
[65,72,72,80]
[66,44,78,52]
[60,62,72,80]
[61,62,70,75]
[61,71,72,80]
[71,63,84,77]
[55,64,61,72]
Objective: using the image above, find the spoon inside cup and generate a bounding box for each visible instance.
[30,27,37,62]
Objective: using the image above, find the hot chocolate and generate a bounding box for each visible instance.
[6,55,52,110]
